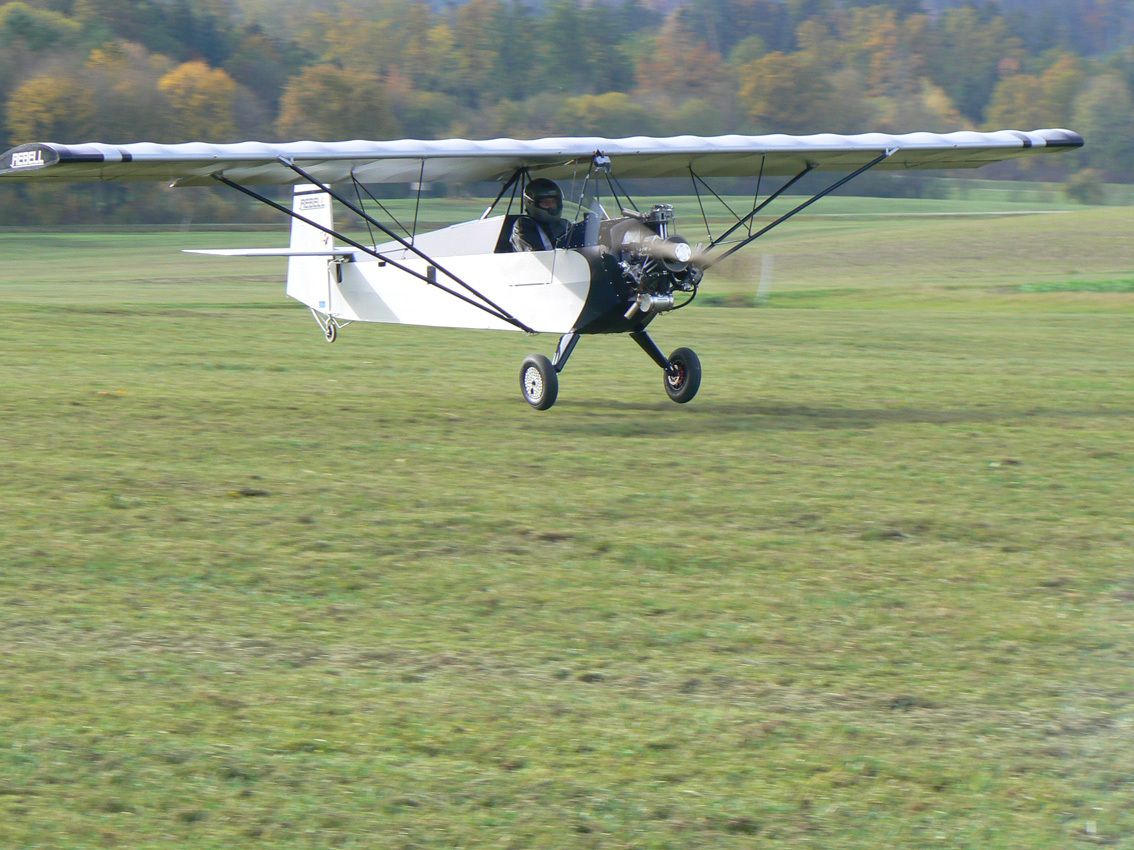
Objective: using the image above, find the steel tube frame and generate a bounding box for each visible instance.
[481,168,526,219]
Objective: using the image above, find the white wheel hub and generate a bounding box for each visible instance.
[524,366,544,400]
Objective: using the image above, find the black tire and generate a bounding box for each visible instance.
[664,347,701,404]
[324,321,337,343]
[520,354,558,410]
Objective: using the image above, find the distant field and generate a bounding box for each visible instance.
[1,202,1132,849]
[343,187,1103,243]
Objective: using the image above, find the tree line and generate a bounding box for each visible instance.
[2,0,1131,222]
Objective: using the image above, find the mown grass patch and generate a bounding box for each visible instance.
[1019,278,1134,293]
[1,204,1132,849]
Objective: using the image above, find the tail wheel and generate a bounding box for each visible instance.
[520,354,558,410]
[664,347,701,404]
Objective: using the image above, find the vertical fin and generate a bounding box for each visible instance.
[285,184,335,311]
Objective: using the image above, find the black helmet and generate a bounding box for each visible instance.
[523,178,563,224]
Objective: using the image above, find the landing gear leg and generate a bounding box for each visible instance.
[552,333,579,373]
[630,330,671,372]
[518,334,578,410]
[630,330,701,404]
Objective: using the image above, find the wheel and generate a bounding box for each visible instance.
[663,347,701,404]
[520,354,558,410]
[324,320,337,343]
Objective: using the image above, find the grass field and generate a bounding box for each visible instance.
[1,202,1132,849]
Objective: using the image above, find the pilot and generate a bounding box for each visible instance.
[511,178,571,252]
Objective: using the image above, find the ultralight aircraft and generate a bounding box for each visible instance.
[0,129,1082,409]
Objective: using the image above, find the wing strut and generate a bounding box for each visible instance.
[703,150,893,269]
[214,174,536,334]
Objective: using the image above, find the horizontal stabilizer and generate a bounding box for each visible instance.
[184,248,363,258]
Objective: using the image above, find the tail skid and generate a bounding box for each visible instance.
[310,306,350,343]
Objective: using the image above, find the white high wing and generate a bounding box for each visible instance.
[0,129,1083,409]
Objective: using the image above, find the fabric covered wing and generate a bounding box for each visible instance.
[0,130,1082,186]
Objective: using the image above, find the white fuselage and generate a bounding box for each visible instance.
[286,215,593,334]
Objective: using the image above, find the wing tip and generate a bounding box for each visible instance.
[1037,129,1085,150]
[0,142,59,176]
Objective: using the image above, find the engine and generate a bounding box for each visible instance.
[614,204,703,319]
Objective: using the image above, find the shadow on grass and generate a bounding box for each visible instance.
[554,399,1133,434]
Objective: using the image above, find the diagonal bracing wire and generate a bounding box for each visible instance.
[704,151,892,268]
[353,177,412,239]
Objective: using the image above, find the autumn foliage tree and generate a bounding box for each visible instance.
[86,41,175,141]
[0,2,81,51]
[1072,73,1134,179]
[739,50,834,132]
[986,54,1086,131]
[6,74,96,141]
[158,60,238,140]
[275,64,399,141]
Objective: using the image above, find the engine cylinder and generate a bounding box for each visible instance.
[645,204,675,239]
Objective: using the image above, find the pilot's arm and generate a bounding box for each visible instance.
[511,216,573,252]
[510,216,552,252]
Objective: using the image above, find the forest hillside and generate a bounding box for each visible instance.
[1,0,1129,221]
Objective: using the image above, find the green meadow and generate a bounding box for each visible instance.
[1,201,1132,849]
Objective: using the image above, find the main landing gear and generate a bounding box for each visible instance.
[662,346,702,404]
[520,330,700,410]
[631,330,701,405]
[519,332,576,410]
[520,353,558,410]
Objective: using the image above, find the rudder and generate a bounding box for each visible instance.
[286,184,335,311]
